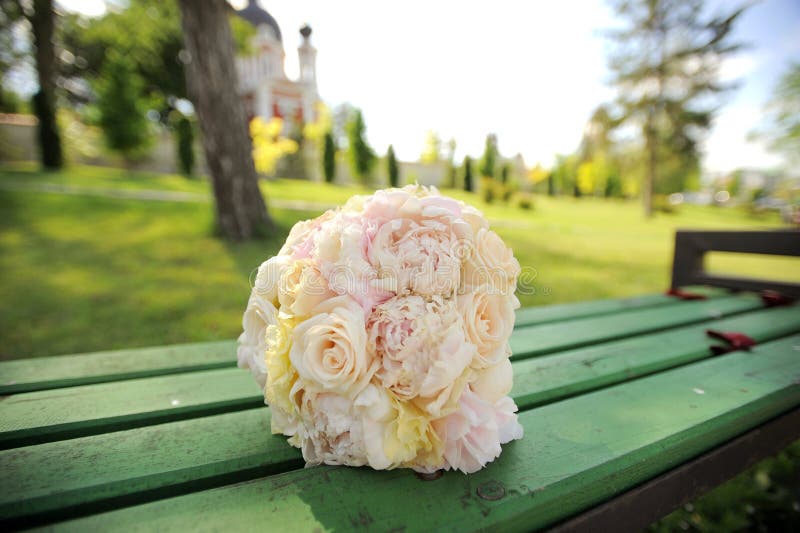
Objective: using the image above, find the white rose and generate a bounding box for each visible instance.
[289,295,377,398]
[457,289,518,368]
[236,292,278,389]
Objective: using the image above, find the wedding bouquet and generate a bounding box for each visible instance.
[237,185,523,473]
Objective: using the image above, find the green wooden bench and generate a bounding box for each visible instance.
[1,231,799,531]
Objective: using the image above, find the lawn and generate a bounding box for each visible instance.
[0,163,795,359]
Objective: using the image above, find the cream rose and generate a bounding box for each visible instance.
[236,292,278,389]
[289,295,377,398]
[462,228,521,294]
[253,255,290,305]
[277,258,309,312]
[457,289,518,368]
[471,358,513,403]
[278,261,335,318]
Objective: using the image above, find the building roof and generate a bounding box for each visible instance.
[236,0,282,42]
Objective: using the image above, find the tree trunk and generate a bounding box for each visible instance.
[643,110,656,218]
[177,0,273,240]
[29,0,63,169]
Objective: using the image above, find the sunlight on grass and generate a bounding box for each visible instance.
[706,252,800,283]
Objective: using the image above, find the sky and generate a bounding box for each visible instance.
[58,0,800,174]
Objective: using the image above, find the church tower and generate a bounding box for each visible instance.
[297,24,318,125]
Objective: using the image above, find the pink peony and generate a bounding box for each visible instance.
[368,295,476,417]
[433,388,523,474]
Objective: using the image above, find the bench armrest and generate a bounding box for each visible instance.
[670,229,800,297]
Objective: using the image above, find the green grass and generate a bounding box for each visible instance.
[1,163,795,359]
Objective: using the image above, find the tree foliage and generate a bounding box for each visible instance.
[346,108,375,184]
[606,0,746,215]
[387,144,399,187]
[96,51,152,160]
[421,130,441,164]
[479,133,497,178]
[60,0,186,117]
[754,62,800,167]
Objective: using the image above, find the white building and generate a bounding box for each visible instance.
[234,1,320,128]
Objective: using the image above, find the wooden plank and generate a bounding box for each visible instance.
[0,294,768,451]
[2,306,798,526]
[0,288,727,395]
[0,410,301,527]
[0,368,262,450]
[510,293,764,360]
[40,334,800,532]
[512,305,800,409]
[0,341,236,395]
[550,407,800,532]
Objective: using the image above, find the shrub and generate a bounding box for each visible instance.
[175,115,195,176]
[463,156,473,192]
[387,144,399,187]
[96,52,151,161]
[517,192,534,210]
[323,131,336,184]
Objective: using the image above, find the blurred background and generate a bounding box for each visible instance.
[0,1,798,529]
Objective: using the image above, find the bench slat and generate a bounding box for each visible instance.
[510,294,763,359]
[513,287,718,327]
[2,306,798,525]
[0,294,765,450]
[0,289,727,395]
[0,410,299,527]
[41,334,800,532]
[0,341,236,395]
[511,304,800,408]
[0,369,263,450]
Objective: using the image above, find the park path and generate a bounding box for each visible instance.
[0,179,534,228]
[0,179,338,212]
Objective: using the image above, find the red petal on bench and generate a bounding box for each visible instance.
[760,290,796,307]
[666,288,708,300]
[706,329,757,355]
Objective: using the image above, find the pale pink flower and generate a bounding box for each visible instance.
[312,212,393,314]
[368,218,462,297]
[432,387,523,474]
[368,295,475,417]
